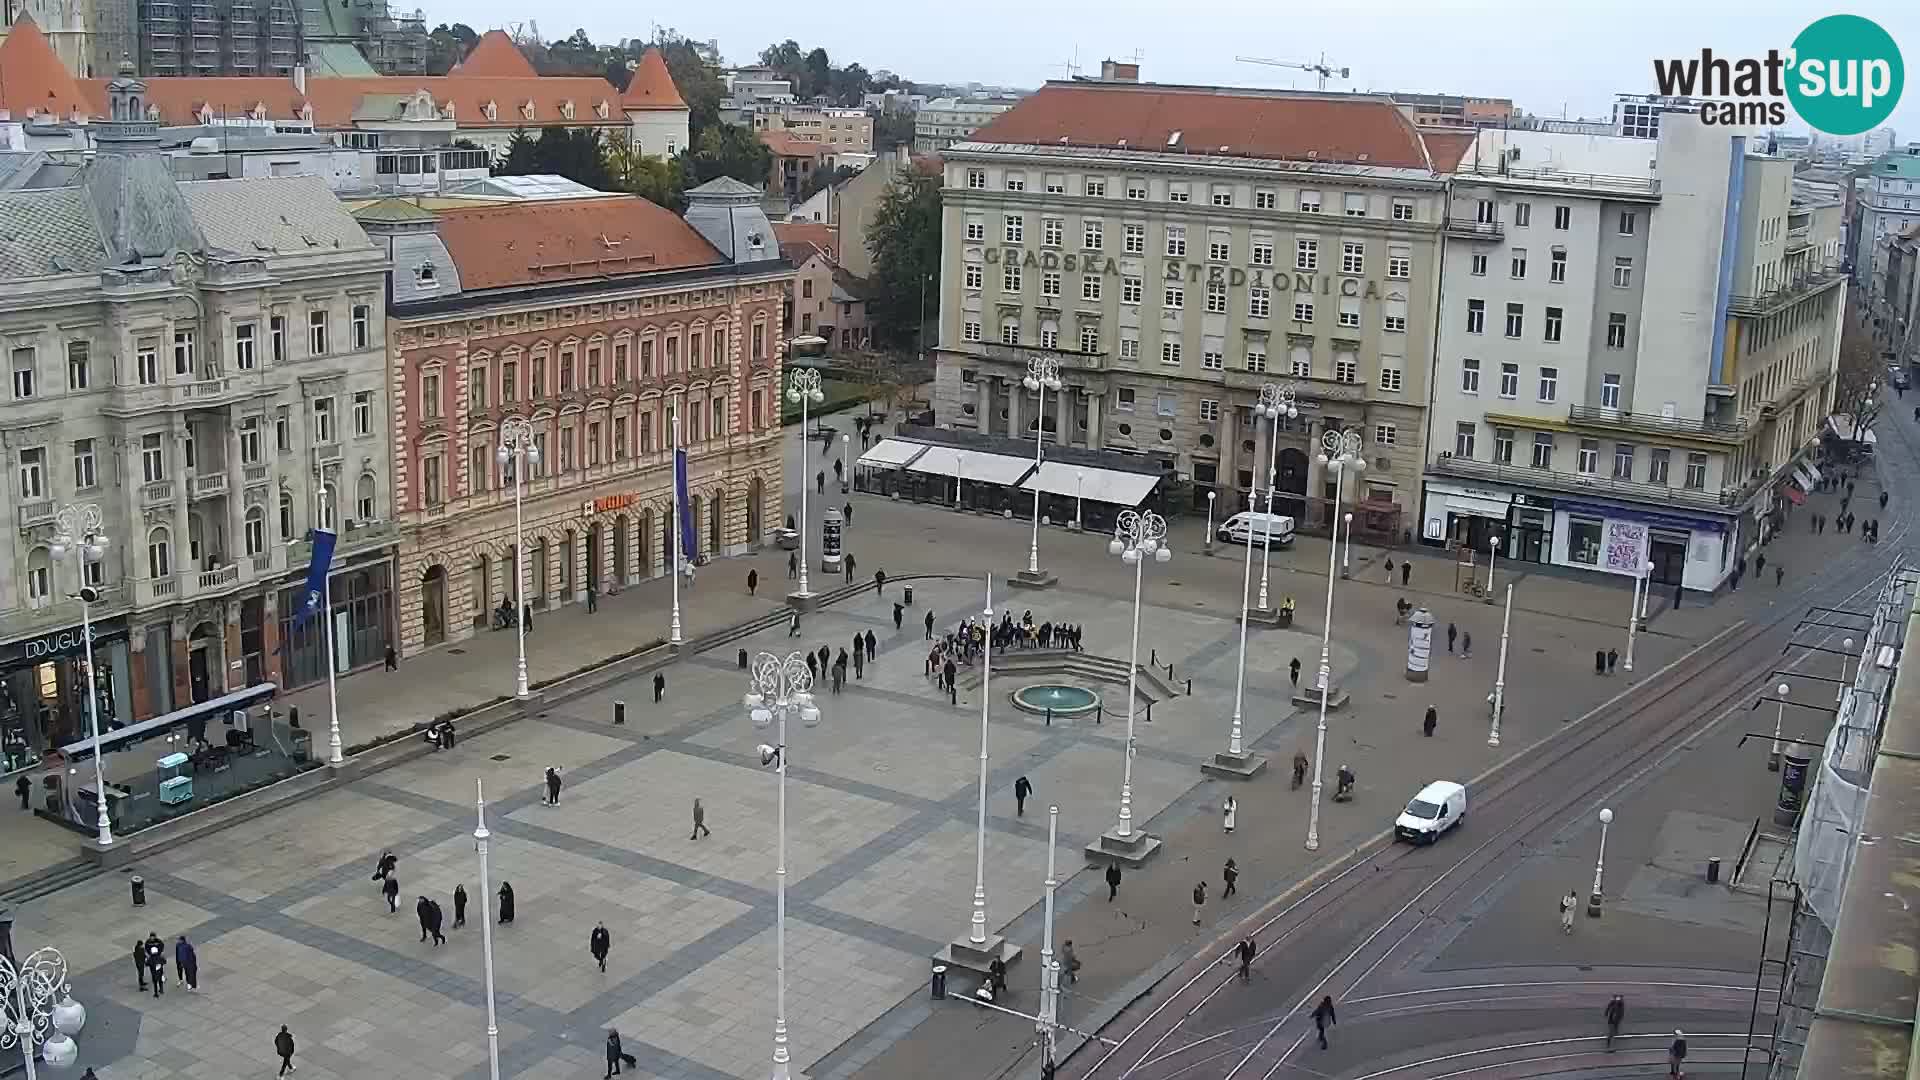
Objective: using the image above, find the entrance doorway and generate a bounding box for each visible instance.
[708,492,722,556]
[747,479,764,543]
[187,621,220,704]
[614,515,631,585]
[1650,532,1688,586]
[1275,448,1309,522]
[587,524,602,593]
[421,565,447,646]
[469,555,492,628]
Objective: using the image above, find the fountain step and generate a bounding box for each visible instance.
[1201,750,1268,780]
[1291,683,1349,711]
[1084,826,1163,868]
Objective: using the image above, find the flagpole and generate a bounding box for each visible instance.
[670,413,683,646]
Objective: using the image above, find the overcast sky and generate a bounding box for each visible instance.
[428,0,1920,138]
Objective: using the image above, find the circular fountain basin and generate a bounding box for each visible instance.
[1011,683,1102,718]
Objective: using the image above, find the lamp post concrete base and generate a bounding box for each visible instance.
[932,936,1022,981]
[1085,827,1163,868]
[514,690,547,713]
[1290,683,1350,711]
[1010,569,1057,590]
[1201,750,1268,781]
[786,591,824,613]
[1587,891,1603,918]
[1246,607,1287,627]
[821,554,844,575]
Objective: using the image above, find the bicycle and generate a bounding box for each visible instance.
[1460,579,1485,598]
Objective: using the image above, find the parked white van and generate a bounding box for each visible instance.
[1218,511,1295,548]
[1395,781,1467,844]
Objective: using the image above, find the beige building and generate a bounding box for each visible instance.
[755,105,873,156]
[932,78,1448,532]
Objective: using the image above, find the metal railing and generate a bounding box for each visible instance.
[1457,161,1660,195]
[1442,217,1504,240]
[953,341,1107,372]
[1566,404,1747,438]
[1428,453,1738,510]
[1728,266,1846,317]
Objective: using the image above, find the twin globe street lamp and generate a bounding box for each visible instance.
[1108,511,1171,842]
[0,946,87,1078]
[787,370,826,599]
[1253,385,1300,613]
[746,651,821,1080]
[1306,428,1365,852]
[496,418,541,699]
[1022,357,1062,582]
[48,504,114,848]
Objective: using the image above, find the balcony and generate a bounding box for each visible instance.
[18,501,55,528]
[1428,453,1738,512]
[1728,265,1846,318]
[1565,405,1747,442]
[141,481,174,508]
[190,471,229,499]
[104,375,265,418]
[1443,217,1504,241]
[1219,369,1370,403]
[949,340,1107,373]
[197,564,240,591]
[244,465,272,487]
[137,575,181,607]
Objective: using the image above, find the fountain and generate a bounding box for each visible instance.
[1011,683,1102,719]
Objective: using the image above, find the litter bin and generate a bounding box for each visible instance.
[930,964,947,1000]
[1707,857,1721,884]
[131,876,146,907]
[904,585,914,606]
[614,701,626,726]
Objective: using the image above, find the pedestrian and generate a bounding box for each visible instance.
[1756,552,1767,577]
[925,610,935,640]
[1105,863,1122,902]
[1881,490,1890,509]
[1222,795,1238,833]
[497,881,515,924]
[1669,1030,1687,1076]
[816,470,824,494]
[605,1029,636,1077]
[1446,622,1457,653]
[1604,994,1625,1051]
[1014,775,1032,816]
[371,850,397,882]
[875,569,887,596]
[427,898,445,945]
[523,603,534,631]
[748,569,759,596]
[808,652,819,679]
[893,603,904,631]
[383,874,399,913]
[691,798,711,839]
[1559,889,1577,934]
[1606,648,1618,675]
[1060,940,1080,985]
[132,939,148,991]
[15,774,29,811]
[845,555,857,584]
[788,551,799,580]
[417,895,434,940]
[988,956,1009,1000]
[1236,936,1255,981]
[853,648,864,680]
[590,922,611,973]
[943,659,956,694]
[384,644,398,671]
[1312,995,1337,1048]
[1384,556,1395,584]
[587,584,599,613]
[1191,880,1207,925]
[865,630,877,663]
[1402,560,1412,586]
[453,884,468,928]
[789,611,802,638]
[146,944,166,998]
[843,500,854,524]
[274,1025,296,1075]
[1223,857,1239,898]
[544,766,563,806]
[1290,657,1301,688]
[653,672,666,703]
[1423,705,1437,738]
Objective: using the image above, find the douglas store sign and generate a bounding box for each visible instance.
[1,618,129,668]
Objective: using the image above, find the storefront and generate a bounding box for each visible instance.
[1421,481,1512,553]
[0,617,133,775]
[277,559,394,691]
[1550,499,1735,592]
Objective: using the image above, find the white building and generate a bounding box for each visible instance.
[1424,114,1845,594]
[0,73,393,773]
[913,97,1012,153]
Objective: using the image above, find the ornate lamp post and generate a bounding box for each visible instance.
[1624,558,1651,673]
[966,577,995,946]
[746,651,821,1080]
[1306,428,1364,852]
[1254,385,1300,614]
[1021,357,1062,585]
[1339,511,1354,580]
[496,419,540,699]
[1769,682,1792,771]
[0,946,85,1078]
[474,781,501,1080]
[1204,490,1216,555]
[1106,511,1170,845]
[1587,807,1614,917]
[1488,583,1513,747]
[49,504,113,847]
[787,370,825,599]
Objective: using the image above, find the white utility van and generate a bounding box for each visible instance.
[1395,780,1467,843]
[1218,511,1295,548]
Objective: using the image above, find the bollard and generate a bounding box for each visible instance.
[1186,678,1192,695]
[738,648,748,669]
[904,584,914,606]
[130,876,146,907]
[1146,701,1154,722]
[1707,857,1721,884]
[289,705,300,728]
[1594,650,1606,675]
[1045,707,1052,727]
[930,964,948,1000]
[614,701,626,726]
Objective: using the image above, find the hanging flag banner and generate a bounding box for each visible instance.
[674,448,695,562]
[299,528,338,626]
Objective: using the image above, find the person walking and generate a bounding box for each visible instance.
[1559,889,1578,934]
[788,551,798,580]
[1105,863,1122,902]
[605,1029,636,1077]
[586,584,599,614]
[1222,857,1239,898]
[789,611,802,638]
[544,766,563,806]
[452,884,468,928]
[1423,705,1438,738]
[988,956,1009,1001]
[497,881,515,924]
[590,922,611,973]
[653,672,666,703]
[1603,995,1625,1051]
[371,850,397,882]
[417,895,435,941]
[1312,996,1337,1048]
[1236,937,1255,981]
[893,603,904,631]
[875,569,887,596]
[1222,795,1238,834]
[747,569,759,596]
[1881,490,1890,509]
[426,898,445,945]
[382,874,399,913]
[1060,940,1080,985]
[1607,648,1619,675]
[1756,552,1767,577]
[865,630,877,663]
[1776,565,1786,587]
[815,470,825,495]
[169,933,195,989]
[1191,880,1207,925]
[16,773,30,810]
[384,644,398,671]
[146,942,166,997]
[1290,657,1301,688]
[1446,622,1458,653]
[1383,556,1395,584]
[1668,1030,1688,1077]
[690,798,711,839]
[274,1025,297,1075]
[523,603,534,632]
[1014,776,1032,816]
[133,939,149,992]
[925,610,936,640]
[1461,631,1472,658]
[845,555,858,584]
[1402,561,1412,587]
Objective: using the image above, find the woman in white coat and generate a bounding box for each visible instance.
[1222,795,1238,834]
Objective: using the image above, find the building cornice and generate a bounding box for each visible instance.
[944,141,1445,190]
[943,189,1446,237]
[388,260,793,323]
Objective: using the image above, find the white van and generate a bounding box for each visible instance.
[1218,511,1295,548]
[1395,781,1467,844]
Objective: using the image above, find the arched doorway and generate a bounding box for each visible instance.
[586,523,602,594]
[707,490,723,556]
[469,554,492,628]
[746,478,764,543]
[532,540,550,606]
[613,514,631,586]
[562,529,577,601]
[639,508,655,577]
[1276,447,1310,522]
[187,620,222,704]
[421,565,448,646]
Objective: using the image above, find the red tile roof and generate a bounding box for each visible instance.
[451,30,538,79]
[430,196,723,291]
[761,130,826,158]
[0,16,89,120]
[75,73,621,130]
[774,222,837,261]
[970,82,1433,170]
[621,47,685,111]
[1421,131,1476,172]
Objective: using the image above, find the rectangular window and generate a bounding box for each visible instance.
[1247,287,1270,318]
[1544,306,1563,342]
[136,340,159,385]
[1249,189,1274,210]
[1165,225,1186,257]
[1454,423,1476,458]
[312,397,335,444]
[501,359,520,402]
[353,390,372,436]
[1208,235,1230,262]
[270,315,286,363]
[1003,264,1022,292]
[1553,205,1571,230]
[1251,238,1274,266]
[275,410,290,453]
[1126,179,1147,200]
[1466,299,1485,334]
[1004,214,1023,243]
[1085,177,1106,197]
[965,220,985,242]
[1124,224,1145,254]
[963,320,982,342]
[1164,284,1184,310]
[1080,325,1100,353]
[351,303,371,349]
[1538,367,1558,402]
[1470,253,1488,276]
[1549,250,1567,283]
[1044,175,1065,195]
[1004,172,1025,192]
[1298,190,1322,213]
[1514,202,1531,227]
[232,324,256,372]
[1335,358,1358,383]
[72,438,97,489]
[1082,275,1102,302]
[1613,443,1634,478]
[1494,428,1514,464]
[1649,448,1671,484]
[1210,185,1233,207]
[1374,423,1397,446]
[1388,253,1410,279]
[1293,300,1314,323]
[173,330,194,375]
[1606,312,1628,348]
[1161,341,1181,366]
[1379,364,1403,392]
[239,418,260,465]
[421,372,441,419]
[560,349,576,391]
[1461,357,1480,393]
[1530,432,1553,468]
[10,348,34,399]
[1504,302,1524,337]
[64,340,91,390]
[422,454,443,506]
[1202,350,1224,371]
[1476,199,1496,224]
[1245,348,1267,373]
[1684,452,1708,490]
[1168,182,1190,204]
[1290,346,1312,378]
[1039,324,1058,349]
[1612,257,1633,288]
[141,432,165,483]
[1600,373,1622,409]
[612,415,629,458]
[16,447,45,499]
[966,169,986,189]
[1339,298,1361,328]
[1122,276,1143,304]
[307,309,327,355]
[1200,398,1221,421]
[1618,211,1637,236]
[1510,248,1527,278]
[1041,271,1061,298]
[1043,218,1063,247]
[1084,220,1103,249]
[1001,321,1020,345]
[1499,362,1519,398]
[1116,387,1136,411]
[1342,242,1364,275]
[1206,280,1227,313]
[1392,199,1414,221]
[965,264,983,290]
[1343,193,1367,217]
[1155,392,1177,418]
[1297,238,1318,270]
[1118,335,1139,361]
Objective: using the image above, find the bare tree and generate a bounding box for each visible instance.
[1834,312,1883,448]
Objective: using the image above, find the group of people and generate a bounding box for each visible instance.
[995,611,1086,652]
[129,931,198,998]
[791,633,879,692]
[370,848,516,930]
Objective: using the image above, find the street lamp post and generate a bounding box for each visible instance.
[1306,429,1365,852]
[788,370,825,599]
[1209,392,1289,778]
[1022,357,1062,583]
[1770,682,1791,771]
[1486,533,1501,598]
[1339,511,1354,580]
[1254,386,1300,613]
[1488,582,1512,747]
[967,576,994,947]
[1038,805,1061,1077]
[1204,490,1216,555]
[1840,637,1856,704]
[840,433,851,494]
[315,481,344,764]
[1074,469,1086,531]
[746,651,821,1080]
[496,419,540,698]
[0,946,85,1078]
[1587,807,1613,917]
[1638,558,1654,624]
[49,505,113,847]
[1107,511,1171,845]
[1624,559,1647,674]
[474,781,501,1080]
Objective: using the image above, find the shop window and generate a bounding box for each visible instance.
[1568,517,1603,564]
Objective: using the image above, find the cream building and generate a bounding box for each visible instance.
[932,77,1447,533]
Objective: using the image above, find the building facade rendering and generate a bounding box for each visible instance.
[0,74,393,775]
[1424,115,1845,593]
[361,178,789,655]
[932,79,1447,533]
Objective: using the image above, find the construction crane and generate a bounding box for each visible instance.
[1234,53,1350,91]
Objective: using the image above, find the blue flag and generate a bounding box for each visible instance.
[674,449,695,562]
[298,527,338,627]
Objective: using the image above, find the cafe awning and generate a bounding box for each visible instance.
[856,438,930,469]
[904,445,1036,487]
[1018,460,1161,507]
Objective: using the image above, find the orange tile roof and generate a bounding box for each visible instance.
[761,130,828,159]
[75,73,622,130]
[430,196,723,291]
[451,30,538,79]
[0,16,89,120]
[774,222,837,261]
[970,82,1433,170]
[1421,130,1476,173]
[621,47,685,112]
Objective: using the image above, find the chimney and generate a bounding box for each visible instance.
[1099,59,1140,83]
[293,64,307,96]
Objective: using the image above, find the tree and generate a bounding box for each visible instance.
[605,133,687,211]
[873,110,916,151]
[532,127,613,189]
[497,128,538,175]
[656,33,727,139]
[426,22,478,75]
[686,124,772,189]
[1835,312,1883,449]
[865,168,942,348]
[757,39,878,104]
[799,163,858,202]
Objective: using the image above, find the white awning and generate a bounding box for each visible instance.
[856,438,929,468]
[1827,415,1878,444]
[1792,464,1818,492]
[1018,460,1160,506]
[904,445,1035,486]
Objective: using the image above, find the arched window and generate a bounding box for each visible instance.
[279,491,295,540]
[26,546,52,605]
[147,527,172,579]
[244,506,266,557]
[356,472,377,522]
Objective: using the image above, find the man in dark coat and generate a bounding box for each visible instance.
[865,630,877,662]
[145,936,166,997]
[590,922,611,972]
[417,896,434,941]
[382,874,399,913]
[1423,706,1438,737]
[133,939,149,991]
[747,569,759,596]
[1236,937,1256,981]
[425,898,445,945]
[497,881,515,924]
[372,850,397,882]
[893,603,904,631]
[605,1029,635,1077]
[544,767,563,806]
[175,935,199,991]
[1105,863,1122,902]
[1014,776,1032,816]
[653,672,666,703]
[274,1026,296,1076]
[1313,996,1337,1049]
[452,884,468,928]
[875,569,887,595]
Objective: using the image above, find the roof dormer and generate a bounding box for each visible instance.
[560,99,575,121]
[197,103,213,124]
[484,99,498,121]
[520,100,535,120]
[252,101,267,120]
[594,100,609,120]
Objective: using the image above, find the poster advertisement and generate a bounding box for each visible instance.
[1602,519,1649,574]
